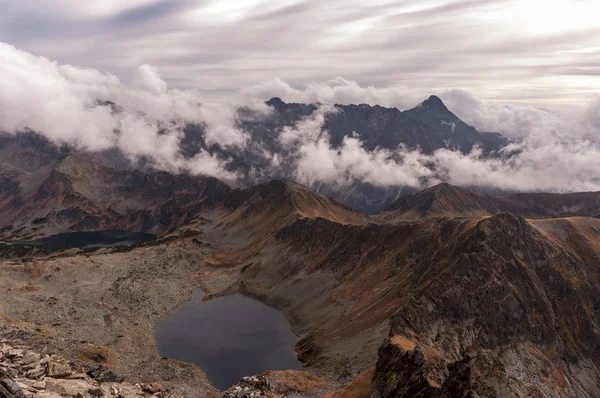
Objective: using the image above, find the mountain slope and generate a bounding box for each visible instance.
[3,147,600,396]
[0,141,367,240]
[371,213,600,397]
[226,211,600,397]
[403,95,508,153]
[385,182,600,221]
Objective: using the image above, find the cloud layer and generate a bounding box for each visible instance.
[2,0,599,107]
[0,42,266,181]
[1,42,600,196]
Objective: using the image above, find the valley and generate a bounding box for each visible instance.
[1,97,600,398]
[2,171,600,396]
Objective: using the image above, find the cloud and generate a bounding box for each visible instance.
[0,42,251,181]
[132,64,168,95]
[439,89,562,140]
[2,41,600,196]
[242,77,424,110]
[269,97,600,194]
[3,0,600,106]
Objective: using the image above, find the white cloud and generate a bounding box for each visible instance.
[272,99,600,194]
[243,77,423,110]
[2,41,600,195]
[0,42,250,179]
[132,64,168,95]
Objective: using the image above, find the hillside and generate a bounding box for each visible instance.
[384,182,600,221]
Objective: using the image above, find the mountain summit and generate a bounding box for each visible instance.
[420,95,451,113]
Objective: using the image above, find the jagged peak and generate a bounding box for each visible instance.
[266,97,285,107]
[420,95,450,113]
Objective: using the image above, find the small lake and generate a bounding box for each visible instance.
[20,230,156,249]
[156,292,302,391]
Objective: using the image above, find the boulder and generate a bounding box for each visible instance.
[46,362,71,378]
[0,378,25,398]
[45,378,94,397]
[19,353,40,367]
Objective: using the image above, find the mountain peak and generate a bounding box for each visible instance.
[421,95,449,112]
[266,97,286,108]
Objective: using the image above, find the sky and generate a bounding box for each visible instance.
[1,0,600,193]
[1,0,599,107]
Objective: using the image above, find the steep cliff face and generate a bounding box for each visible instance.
[370,214,600,397]
[222,208,600,397]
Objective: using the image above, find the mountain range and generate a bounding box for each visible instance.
[1,97,600,397]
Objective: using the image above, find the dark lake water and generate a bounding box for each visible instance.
[156,292,302,391]
[20,230,156,249]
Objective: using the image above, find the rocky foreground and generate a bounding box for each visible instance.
[0,339,177,398]
[0,337,327,398]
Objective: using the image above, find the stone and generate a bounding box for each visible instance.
[14,380,31,390]
[88,387,104,397]
[86,366,122,383]
[66,373,88,380]
[19,353,40,367]
[33,392,63,398]
[25,367,46,380]
[7,350,24,360]
[30,381,45,390]
[46,362,72,378]
[115,382,145,398]
[223,376,271,398]
[140,383,164,394]
[1,378,22,394]
[45,378,94,397]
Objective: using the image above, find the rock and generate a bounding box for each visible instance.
[19,353,40,367]
[6,350,24,360]
[371,340,443,398]
[223,376,270,398]
[45,378,94,397]
[0,345,11,356]
[25,367,45,380]
[32,392,62,398]
[14,381,30,391]
[46,362,72,378]
[0,378,24,398]
[85,366,122,383]
[30,381,45,391]
[140,383,164,394]
[87,387,103,397]
[112,382,144,398]
[66,373,88,380]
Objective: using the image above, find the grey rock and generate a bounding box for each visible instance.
[19,353,40,367]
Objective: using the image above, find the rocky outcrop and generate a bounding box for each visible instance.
[0,340,177,398]
[223,376,270,398]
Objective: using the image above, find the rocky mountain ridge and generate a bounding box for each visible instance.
[3,93,513,214]
[385,182,600,220]
[2,119,600,397]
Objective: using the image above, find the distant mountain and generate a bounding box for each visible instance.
[261,96,507,154]
[0,132,365,240]
[1,95,511,215]
[403,95,508,153]
[383,182,600,221]
[233,96,511,212]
